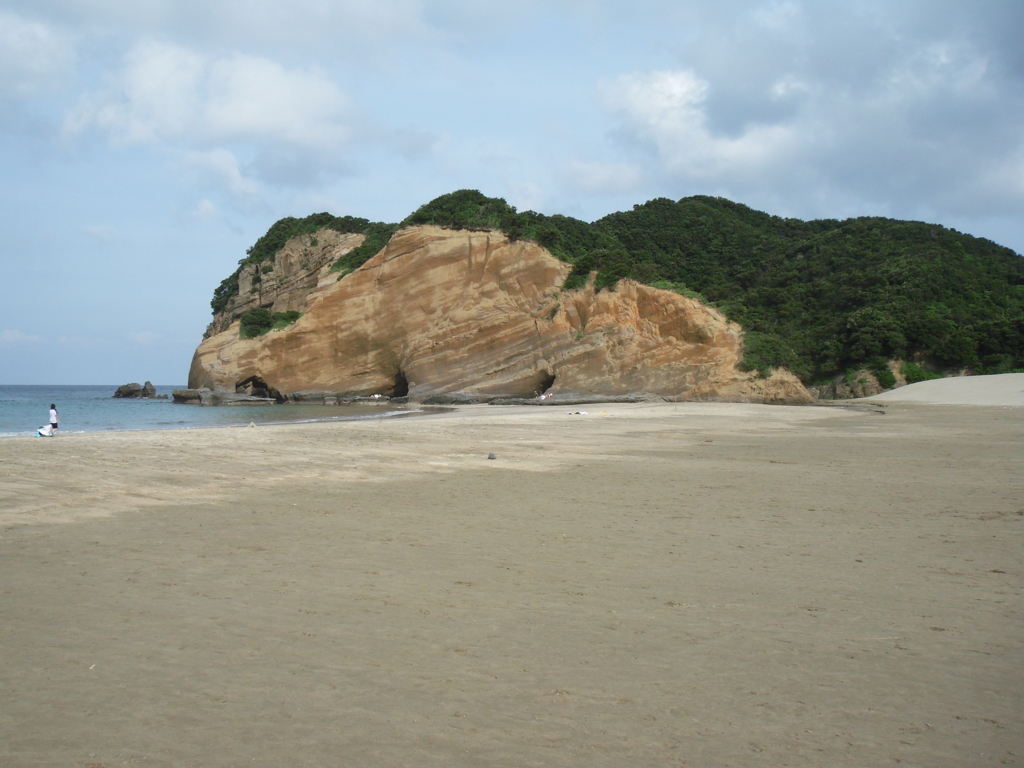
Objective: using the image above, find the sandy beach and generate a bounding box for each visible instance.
[1,396,1021,767]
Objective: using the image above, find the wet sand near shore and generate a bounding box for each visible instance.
[1,402,1021,767]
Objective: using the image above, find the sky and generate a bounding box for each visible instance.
[1,0,1022,384]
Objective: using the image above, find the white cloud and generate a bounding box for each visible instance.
[506,180,546,214]
[0,10,74,98]
[191,199,219,218]
[185,148,260,196]
[71,40,205,143]
[2,329,42,344]
[601,69,798,179]
[204,55,351,147]
[65,40,352,149]
[884,41,991,101]
[770,75,810,100]
[597,5,1024,225]
[62,40,361,197]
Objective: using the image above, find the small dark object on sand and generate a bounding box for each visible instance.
[487,453,497,460]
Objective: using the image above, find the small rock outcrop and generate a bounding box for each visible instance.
[172,388,203,404]
[113,383,143,398]
[188,226,813,405]
[172,388,275,406]
[113,381,157,398]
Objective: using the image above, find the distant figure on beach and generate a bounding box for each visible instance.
[49,404,59,434]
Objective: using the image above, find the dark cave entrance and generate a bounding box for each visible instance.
[235,375,285,402]
[391,371,410,398]
[535,372,556,396]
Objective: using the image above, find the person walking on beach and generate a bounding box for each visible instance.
[49,404,59,434]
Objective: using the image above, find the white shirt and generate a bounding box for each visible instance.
[49,408,58,424]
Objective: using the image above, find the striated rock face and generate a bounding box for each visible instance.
[189,226,812,404]
[206,229,366,336]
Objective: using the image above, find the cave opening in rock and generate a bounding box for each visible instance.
[235,375,285,402]
[391,371,409,398]
[536,372,556,395]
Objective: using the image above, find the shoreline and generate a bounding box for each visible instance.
[0,403,432,440]
[5,372,1021,439]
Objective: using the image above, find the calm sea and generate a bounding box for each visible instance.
[0,385,421,437]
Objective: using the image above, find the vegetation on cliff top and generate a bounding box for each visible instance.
[213,190,1024,383]
[327,222,400,277]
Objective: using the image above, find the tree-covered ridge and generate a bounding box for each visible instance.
[213,190,1024,383]
[592,197,1024,379]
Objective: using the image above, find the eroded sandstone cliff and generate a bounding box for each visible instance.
[206,229,366,336]
[189,226,812,404]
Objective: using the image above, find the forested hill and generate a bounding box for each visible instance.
[212,190,1024,385]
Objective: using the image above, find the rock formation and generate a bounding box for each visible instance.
[172,388,276,406]
[113,381,158,398]
[189,226,812,404]
[206,230,366,336]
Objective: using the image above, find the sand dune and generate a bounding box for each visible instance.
[864,371,1024,406]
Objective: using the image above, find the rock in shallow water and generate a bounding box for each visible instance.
[113,381,157,398]
[113,382,156,399]
[113,383,142,398]
[171,388,275,406]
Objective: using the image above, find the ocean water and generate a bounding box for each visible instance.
[0,385,420,437]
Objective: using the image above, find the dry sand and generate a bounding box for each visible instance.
[1,398,1021,767]
[865,372,1024,407]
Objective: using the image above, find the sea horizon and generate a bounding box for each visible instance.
[0,384,420,437]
